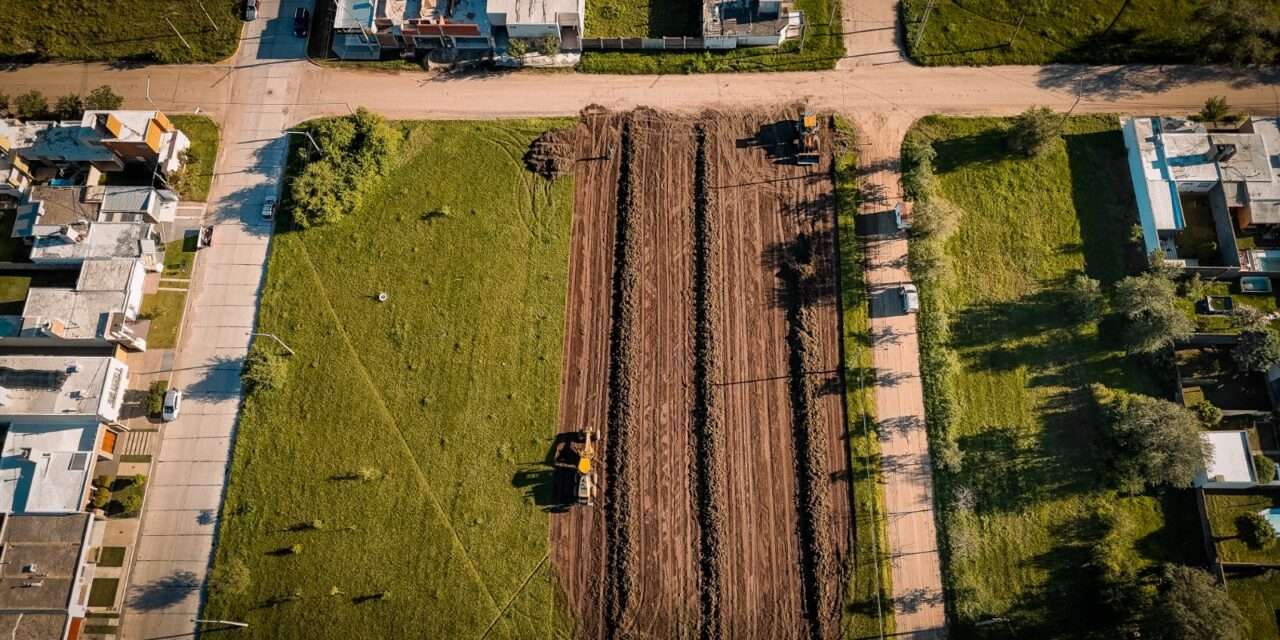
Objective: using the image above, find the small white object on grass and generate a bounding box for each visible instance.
[377,292,389,302]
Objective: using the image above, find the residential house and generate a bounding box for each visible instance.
[0,513,99,640]
[0,355,130,426]
[701,0,802,47]
[28,222,164,272]
[0,119,48,201]
[0,259,149,351]
[1123,116,1280,271]
[333,0,584,59]
[19,111,189,177]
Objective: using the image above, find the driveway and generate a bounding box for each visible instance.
[119,2,307,638]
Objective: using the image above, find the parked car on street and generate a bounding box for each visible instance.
[261,196,277,220]
[294,8,311,37]
[162,389,183,422]
[899,284,919,314]
[244,0,259,20]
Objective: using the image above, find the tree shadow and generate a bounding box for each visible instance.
[1037,63,1280,102]
[126,569,200,612]
[183,354,245,400]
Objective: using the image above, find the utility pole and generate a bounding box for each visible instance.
[164,17,193,50]
[914,0,936,49]
[196,0,220,31]
[192,619,248,630]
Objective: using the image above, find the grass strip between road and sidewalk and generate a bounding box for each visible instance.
[169,115,221,202]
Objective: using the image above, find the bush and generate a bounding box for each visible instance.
[1190,400,1222,427]
[1239,511,1276,548]
[1067,274,1104,323]
[131,474,147,489]
[1094,385,1208,493]
[1233,329,1280,372]
[54,93,82,120]
[290,109,401,228]
[1255,453,1277,484]
[507,38,529,57]
[1007,106,1060,157]
[242,347,289,392]
[288,544,303,555]
[118,493,143,515]
[147,380,168,417]
[210,558,251,595]
[84,85,124,110]
[13,91,47,120]
[90,488,110,510]
[535,36,561,56]
[900,135,937,201]
[911,195,962,241]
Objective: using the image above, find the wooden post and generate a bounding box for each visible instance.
[164,17,193,50]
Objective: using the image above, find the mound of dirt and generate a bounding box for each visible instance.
[525,128,577,180]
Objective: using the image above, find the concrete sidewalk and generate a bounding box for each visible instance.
[118,1,306,638]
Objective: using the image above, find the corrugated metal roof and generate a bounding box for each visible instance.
[100,186,152,213]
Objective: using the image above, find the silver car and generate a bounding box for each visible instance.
[899,284,919,314]
[162,389,183,422]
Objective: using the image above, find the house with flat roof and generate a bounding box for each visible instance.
[1123,116,1280,271]
[0,355,129,425]
[4,110,189,180]
[332,0,584,60]
[0,120,49,201]
[701,0,802,46]
[1195,430,1258,489]
[0,513,98,640]
[0,259,148,351]
[28,222,164,272]
[0,422,114,514]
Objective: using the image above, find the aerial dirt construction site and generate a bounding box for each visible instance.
[539,106,852,640]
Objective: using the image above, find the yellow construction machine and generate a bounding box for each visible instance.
[796,111,821,166]
[575,428,599,507]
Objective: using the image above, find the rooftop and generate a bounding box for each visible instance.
[21,186,100,230]
[0,423,100,513]
[0,355,127,420]
[0,513,92,626]
[488,0,577,24]
[21,125,116,164]
[15,259,142,341]
[1196,430,1255,487]
[29,222,156,263]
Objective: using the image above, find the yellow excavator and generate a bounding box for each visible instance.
[796,111,820,166]
[575,428,599,507]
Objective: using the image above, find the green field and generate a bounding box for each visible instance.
[909,115,1203,637]
[0,0,242,64]
[169,115,221,202]
[1207,493,1280,564]
[902,0,1280,66]
[586,0,699,38]
[203,119,576,638]
[578,0,842,73]
[1228,570,1280,639]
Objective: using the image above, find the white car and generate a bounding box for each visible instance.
[899,284,919,314]
[162,389,182,422]
[261,196,277,221]
[244,0,259,20]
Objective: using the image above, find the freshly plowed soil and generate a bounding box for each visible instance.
[550,107,850,640]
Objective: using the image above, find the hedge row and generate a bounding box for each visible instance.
[603,119,639,639]
[691,125,727,640]
[780,255,836,640]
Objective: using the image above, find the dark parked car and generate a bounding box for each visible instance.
[293,8,311,37]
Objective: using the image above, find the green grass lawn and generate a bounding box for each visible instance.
[98,547,127,568]
[1207,494,1280,564]
[835,121,895,639]
[164,238,197,280]
[585,0,699,38]
[901,0,1280,66]
[139,290,188,349]
[88,578,119,608]
[1228,570,1280,639]
[579,0,842,73]
[0,0,242,63]
[913,115,1203,637]
[1178,281,1280,334]
[0,276,30,315]
[203,119,576,639]
[169,115,221,202]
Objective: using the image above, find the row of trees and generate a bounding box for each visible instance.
[0,86,123,120]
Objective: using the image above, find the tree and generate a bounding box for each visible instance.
[1234,329,1280,372]
[84,85,124,110]
[1067,274,1104,323]
[1194,0,1280,67]
[1007,106,1060,157]
[1198,96,1234,123]
[1095,385,1208,493]
[12,91,47,120]
[1239,512,1276,548]
[1191,400,1223,427]
[1255,453,1277,484]
[53,93,82,120]
[910,195,962,241]
[1112,271,1195,354]
[1146,565,1247,640]
[242,348,289,392]
[210,558,251,595]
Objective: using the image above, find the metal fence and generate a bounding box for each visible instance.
[580,36,739,51]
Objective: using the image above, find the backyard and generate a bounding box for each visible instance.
[0,0,242,63]
[578,0,843,73]
[203,119,576,638]
[1228,571,1280,639]
[1207,493,1280,565]
[585,0,699,38]
[910,115,1203,636]
[901,0,1280,66]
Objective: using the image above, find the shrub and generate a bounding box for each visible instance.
[357,467,382,481]
[1254,453,1277,484]
[1232,306,1270,333]
[1239,511,1276,548]
[288,544,303,555]
[1190,400,1222,427]
[118,493,143,515]
[1006,106,1060,157]
[900,135,937,201]
[13,91,48,120]
[1094,384,1208,493]
[242,347,289,392]
[84,85,124,110]
[54,93,82,120]
[535,36,561,56]
[1234,329,1280,372]
[90,488,110,510]
[131,474,147,489]
[1067,274,1104,323]
[507,38,529,57]
[1198,96,1234,123]
[290,109,401,228]
[911,195,962,241]
[147,380,168,417]
[210,558,251,595]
